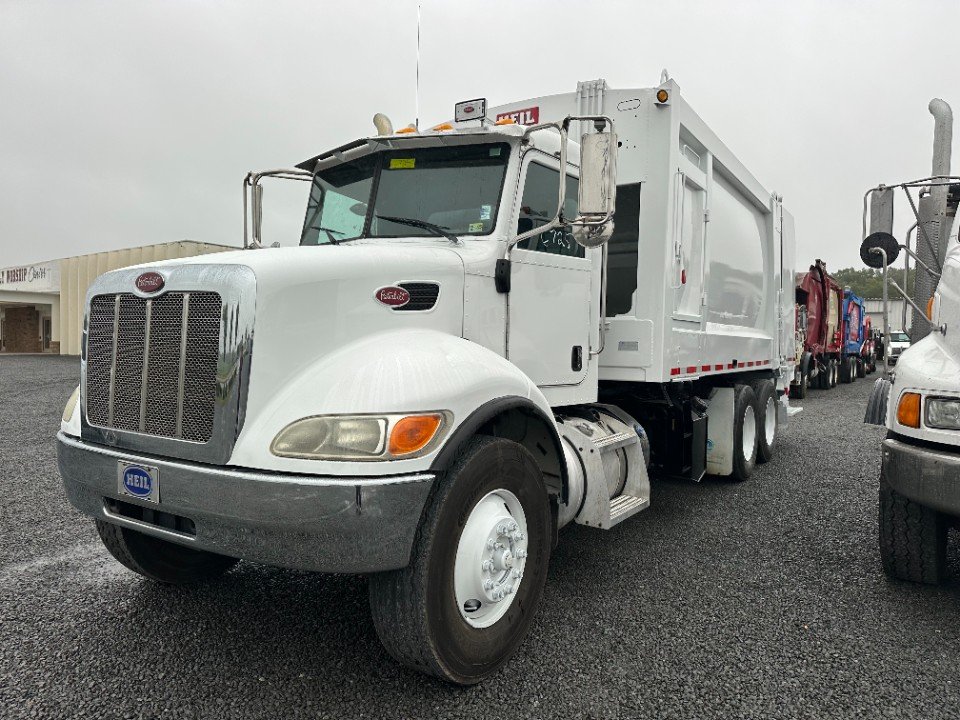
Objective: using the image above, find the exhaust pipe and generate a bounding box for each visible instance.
[912,99,953,340]
[930,99,953,179]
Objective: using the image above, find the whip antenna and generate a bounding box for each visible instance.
[415,2,422,129]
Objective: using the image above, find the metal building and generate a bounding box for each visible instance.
[0,241,233,355]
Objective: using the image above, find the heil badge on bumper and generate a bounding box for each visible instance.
[117,462,160,503]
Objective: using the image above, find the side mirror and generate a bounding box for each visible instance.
[860,231,900,268]
[572,130,617,248]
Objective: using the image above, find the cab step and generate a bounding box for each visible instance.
[593,430,637,453]
[608,494,650,525]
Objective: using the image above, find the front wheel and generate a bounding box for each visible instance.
[95,520,238,584]
[368,436,551,685]
[879,473,948,584]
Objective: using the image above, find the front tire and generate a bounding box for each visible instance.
[731,384,758,481]
[368,436,551,685]
[95,520,238,584]
[879,473,948,584]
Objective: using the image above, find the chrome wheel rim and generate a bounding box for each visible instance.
[454,489,528,629]
[742,405,756,461]
[764,396,776,447]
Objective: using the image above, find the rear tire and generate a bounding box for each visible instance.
[731,384,758,481]
[816,363,828,390]
[95,520,238,584]
[790,369,808,400]
[879,472,947,584]
[857,358,867,378]
[829,360,839,388]
[752,380,777,464]
[368,436,551,685]
[839,356,852,384]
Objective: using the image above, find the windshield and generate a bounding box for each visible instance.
[301,143,511,246]
[891,332,910,342]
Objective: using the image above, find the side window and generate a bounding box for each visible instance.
[517,162,583,258]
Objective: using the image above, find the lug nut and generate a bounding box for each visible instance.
[512,569,522,579]
[515,549,527,559]
[486,539,495,549]
[514,532,524,541]
[481,560,494,572]
[505,584,514,595]
[483,580,494,590]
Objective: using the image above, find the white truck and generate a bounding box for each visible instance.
[58,75,797,683]
[862,98,960,585]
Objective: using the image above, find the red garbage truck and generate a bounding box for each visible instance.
[792,260,844,395]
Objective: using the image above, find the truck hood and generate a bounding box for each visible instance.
[144,244,467,431]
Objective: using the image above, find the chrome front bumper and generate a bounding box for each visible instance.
[882,436,960,517]
[57,432,435,573]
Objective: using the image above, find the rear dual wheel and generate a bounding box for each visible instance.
[751,380,777,464]
[369,436,550,685]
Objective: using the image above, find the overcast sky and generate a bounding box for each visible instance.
[2,0,958,271]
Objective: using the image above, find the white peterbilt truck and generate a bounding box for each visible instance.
[58,75,797,683]
[862,98,960,585]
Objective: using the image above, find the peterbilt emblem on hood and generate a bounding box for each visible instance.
[136,272,165,293]
[375,286,410,307]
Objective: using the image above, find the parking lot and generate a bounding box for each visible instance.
[1,354,958,719]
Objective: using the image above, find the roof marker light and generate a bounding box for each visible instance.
[495,117,516,125]
[396,125,417,134]
[656,89,669,104]
[432,123,454,132]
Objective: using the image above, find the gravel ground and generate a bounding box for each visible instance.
[1,355,958,719]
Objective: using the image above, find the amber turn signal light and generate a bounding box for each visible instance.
[927,296,935,320]
[389,414,443,456]
[897,392,921,428]
[656,89,669,103]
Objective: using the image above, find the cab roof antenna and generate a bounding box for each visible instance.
[415,2,422,130]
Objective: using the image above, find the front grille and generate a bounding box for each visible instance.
[86,292,222,442]
[396,282,440,311]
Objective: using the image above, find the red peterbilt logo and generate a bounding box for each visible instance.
[375,286,410,307]
[135,272,165,293]
[496,106,539,125]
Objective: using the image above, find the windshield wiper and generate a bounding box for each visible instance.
[375,215,461,245]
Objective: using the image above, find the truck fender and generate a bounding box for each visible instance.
[231,329,567,486]
[429,395,568,495]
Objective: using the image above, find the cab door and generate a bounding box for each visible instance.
[507,155,592,386]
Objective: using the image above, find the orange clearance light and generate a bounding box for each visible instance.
[495,117,516,125]
[432,123,454,132]
[396,125,417,134]
[389,414,443,456]
[927,296,935,320]
[656,89,669,103]
[897,392,921,428]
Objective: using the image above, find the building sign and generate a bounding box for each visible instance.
[0,262,61,293]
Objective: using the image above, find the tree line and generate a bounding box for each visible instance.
[827,267,916,299]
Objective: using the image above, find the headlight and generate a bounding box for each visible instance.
[62,386,80,423]
[926,397,960,430]
[271,412,449,461]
